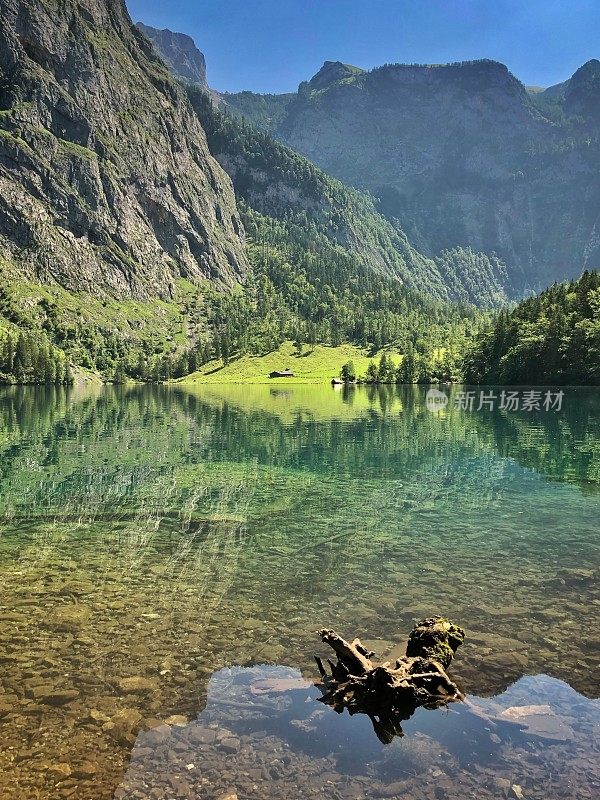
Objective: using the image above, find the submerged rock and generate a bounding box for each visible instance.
[116,676,159,695]
[164,714,188,726]
[27,686,80,706]
[500,705,574,741]
[44,605,91,633]
[48,763,72,778]
[188,727,217,745]
[105,708,144,745]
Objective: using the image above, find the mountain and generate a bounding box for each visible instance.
[226,58,600,298]
[529,59,600,123]
[0,0,246,300]
[188,86,510,307]
[135,26,511,307]
[136,23,208,88]
[565,59,600,122]
[183,86,481,372]
[0,0,482,385]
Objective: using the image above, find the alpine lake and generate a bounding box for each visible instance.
[0,383,598,800]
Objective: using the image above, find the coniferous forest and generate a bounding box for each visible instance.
[0,331,73,385]
[463,271,600,385]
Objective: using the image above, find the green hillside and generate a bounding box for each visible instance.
[189,87,508,308]
[464,270,600,384]
[179,341,397,384]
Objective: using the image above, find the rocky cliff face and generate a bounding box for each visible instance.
[0,0,247,299]
[136,23,208,88]
[227,58,600,297]
[562,59,600,122]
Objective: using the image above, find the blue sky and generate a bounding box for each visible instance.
[126,0,600,93]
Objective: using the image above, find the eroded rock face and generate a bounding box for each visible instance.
[136,23,208,88]
[0,0,247,298]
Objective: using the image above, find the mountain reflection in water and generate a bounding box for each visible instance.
[0,384,598,800]
[118,666,600,800]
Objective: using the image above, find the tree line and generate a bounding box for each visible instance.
[0,330,73,385]
[340,349,460,385]
[463,270,600,384]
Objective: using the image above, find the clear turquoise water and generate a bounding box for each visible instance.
[0,384,598,799]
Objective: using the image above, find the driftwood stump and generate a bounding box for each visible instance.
[315,617,465,743]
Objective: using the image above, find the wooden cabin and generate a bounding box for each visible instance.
[269,369,295,378]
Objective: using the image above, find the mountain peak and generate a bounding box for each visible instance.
[136,23,207,87]
[569,58,600,86]
[565,58,600,119]
[573,58,600,72]
[307,61,365,91]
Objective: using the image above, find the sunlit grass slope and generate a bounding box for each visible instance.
[178,341,401,385]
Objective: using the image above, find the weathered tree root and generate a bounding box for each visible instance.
[315,617,465,743]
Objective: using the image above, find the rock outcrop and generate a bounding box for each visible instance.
[0,0,247,299]
[136,23,208,88]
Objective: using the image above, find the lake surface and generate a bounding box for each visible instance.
[0,383,598,800]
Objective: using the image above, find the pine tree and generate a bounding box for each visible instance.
[64,360,74,385]
[1,334,15,375]
[365,361,379,383]
[13,334,30,382]
[113,362,127,384]
[220,333,231,366]
[340,361,356,382]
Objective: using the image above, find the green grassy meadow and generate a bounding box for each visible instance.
[178,341,402,384]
